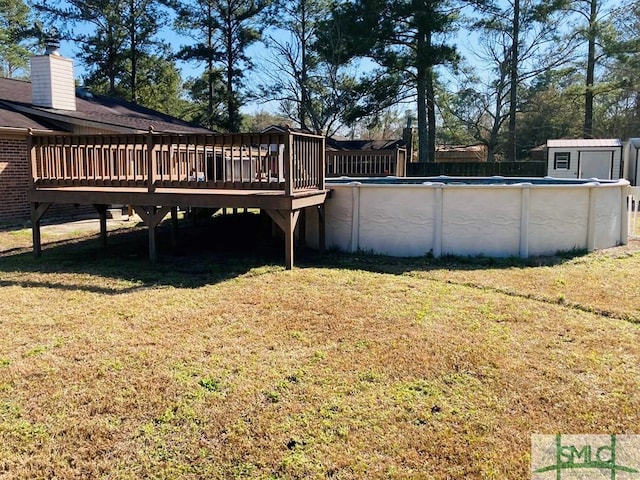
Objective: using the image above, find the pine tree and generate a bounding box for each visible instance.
[0,0,35,78]
[323,0,460,162]
[175,0,270,132]
[33,0,170,104]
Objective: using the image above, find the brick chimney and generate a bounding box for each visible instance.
[30,34,76,111]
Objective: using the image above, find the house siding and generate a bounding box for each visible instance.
[31,55,76,111]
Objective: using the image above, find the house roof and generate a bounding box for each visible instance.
[260,124,314,135]
[547,138,623,148]
[0,77,211,134]
[326,137,407,151]
[435,144,486,152]
[0,78,61,131]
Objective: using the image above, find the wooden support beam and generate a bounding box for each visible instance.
[132,205,172,263]
[318,204,326,253]
[284,211,296,270]
[30,202,50,258]
[298,208,306,250]
[265,209,300,269]
[171,207,179,249]
[93,204,109,247]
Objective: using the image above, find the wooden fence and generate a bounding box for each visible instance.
[29,130,326,195]
[326,148,406,177]
[407,161,548,177]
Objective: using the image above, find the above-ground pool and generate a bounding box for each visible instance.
[306,176,630,258]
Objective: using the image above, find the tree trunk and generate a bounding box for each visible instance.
[225,9,238,132]
[425,66,436,164]
[507,0,519,161]
[299,0,309,130]
[129,0,137,103]
[416,30,429,163]
[207,3,214,129]
[583,0,597,138]
[416,65,429,162]
[107,26,117,96]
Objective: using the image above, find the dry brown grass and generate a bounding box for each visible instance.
[0,217,141,255]
[1,220,640,479]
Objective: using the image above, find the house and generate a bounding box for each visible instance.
[546,139,623,181]
[435,144,488,163]
[529,144,547,162]
[0,43,210,223]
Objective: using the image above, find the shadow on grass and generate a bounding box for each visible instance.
[0,210,593,293]
[299,247,591,276]
[0,212,285,293]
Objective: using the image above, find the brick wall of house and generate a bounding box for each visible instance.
[0,136,30,223]
[0,135,94,225]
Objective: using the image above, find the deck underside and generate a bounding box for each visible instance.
[28,187,329,269]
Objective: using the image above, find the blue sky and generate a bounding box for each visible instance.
[57,23,276,113]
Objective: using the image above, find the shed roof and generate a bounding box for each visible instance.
[0,77,211,134]
[547,138,623,148]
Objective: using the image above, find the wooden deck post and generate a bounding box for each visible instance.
[171,207,179,249]
[30,202,50,257]
[284,129,294,196]
[27,128,37,189]
[94,204,108,247]
[146,127,156,193]
[318,204,326,253]
[318,135,326,190]
[149,224,157,263]
[265,209,300,270]
[284,211,295,270]
[132,205,171,263]
[298,208,306,250]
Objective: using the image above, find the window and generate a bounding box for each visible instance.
[554,152,570,170]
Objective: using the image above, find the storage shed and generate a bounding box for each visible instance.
[623,138,640,186]
[547,139,623,180]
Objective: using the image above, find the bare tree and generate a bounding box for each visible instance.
[563,0,624,137]
[444,0,573,160]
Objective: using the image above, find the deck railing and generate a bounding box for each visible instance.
[28,130,326,194]
[326,148,407,177]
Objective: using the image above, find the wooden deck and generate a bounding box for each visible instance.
[27,130,327,269]
[326,148,407,177]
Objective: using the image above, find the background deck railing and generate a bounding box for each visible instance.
[28,130,326,193]
[326,148,407,177]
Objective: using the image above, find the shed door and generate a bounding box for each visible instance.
[580,151,612,179]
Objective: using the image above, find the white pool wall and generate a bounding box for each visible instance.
[305,178,629,258]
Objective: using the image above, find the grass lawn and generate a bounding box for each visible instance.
[1,215,639,479]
